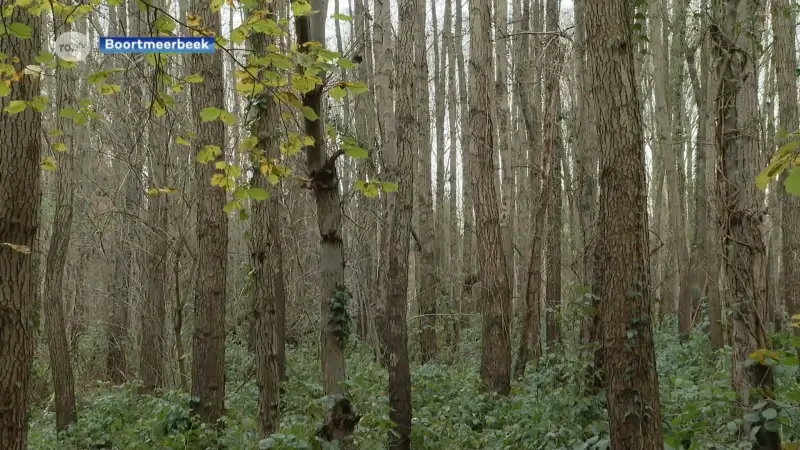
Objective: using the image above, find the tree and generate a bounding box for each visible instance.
[470,0,512,395]
[712,0,781,447]
[585,0,664,446]
[414,0,439,365]
[0,6,42,448]
[189,0,229,423]
[772,0,800,349]
[42,31,81,429]
[383,0,415,442]
[246,0,287,436]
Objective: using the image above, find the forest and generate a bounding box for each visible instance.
[1,0,800,448]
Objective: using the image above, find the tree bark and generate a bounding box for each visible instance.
[189,0,229,424]
[586,0,664,446]
[470,0,512,395]
[0,6,41,448]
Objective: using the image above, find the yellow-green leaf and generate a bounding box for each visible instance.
[331,13,352,21]
[291,0,312,16]
[232,186,249,201]
[223,200,242,214]
[329,86,347,100]
[53,142,67,152]
[28,95,47,112]
[785,167,800,196]
[184,73,204,83]
[49,129,64,137]
[219,110,236,126]
[8,22,32,39]
[41,156,56,171]
[302,106,318,121]
[176,136,191,146]
[381,181,399,193]
[99,83,121,95]
[0,83,10,97]
[346,81,368,94]
[248,186,269,200]
[197,144,222,164]
[3,100,26,114]
[240,135,258,151]
[200,107,222,122]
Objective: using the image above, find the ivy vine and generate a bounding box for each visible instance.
[329,285,353,348]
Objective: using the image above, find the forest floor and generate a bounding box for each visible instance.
[27,319,800,449]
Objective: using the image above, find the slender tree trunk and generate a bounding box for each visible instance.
[543,0,563,347]
[189,0,228,423]
[296,4,355,433]
[772,0,800,347]
[42,61,79,432]
[470,0,513,395]
[456,0,474,320]
[415,0,439,365]
[383,0,416,444]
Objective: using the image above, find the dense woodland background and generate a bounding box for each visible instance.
[2,0,800,448]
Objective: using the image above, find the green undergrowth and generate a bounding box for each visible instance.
[28,324,800,449]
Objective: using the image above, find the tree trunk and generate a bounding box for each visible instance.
[772,0,800,347]
[373,0,397,365]
[414,0,438,365]
[0,6,41,448]
[470,0,512,395]
[543,0,563,348]
[384,0,416,444]
[42,60,80,432]
[456,0,474,320]
[247,2,287,435]
[712,0,780,447]
[189,0,229,423]
[586,0,664,446]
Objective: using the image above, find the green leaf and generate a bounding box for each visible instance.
[761,408,778,420]
[8,22,32,39]
[184,73,204,83]
[781,355,799,366]
[28,96,47,112]
[346,81,368,94]
[240,135,258,151]
[176,136,191,146]
[197,144,222,164]
[248,187,269,200]
[60,106,78,118]
[302,106,318,121]
[763,420,780,432]
[381,181,398,193]
[232,187,249,201]
[0,83,9,97]
[41,156,57,171]
[53,142,67,152]
[291,0,312,16]
[3,100,27,114]
[223,200,242,214]
[210,0,224,12]
[329,86,347,100]
[200,107,222,122]
[219,109,236,126]
[343,145,367,159]
[34,51,54,64]
[99,84,121,95]
[784,167,800,196]
[331,13,352,21]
